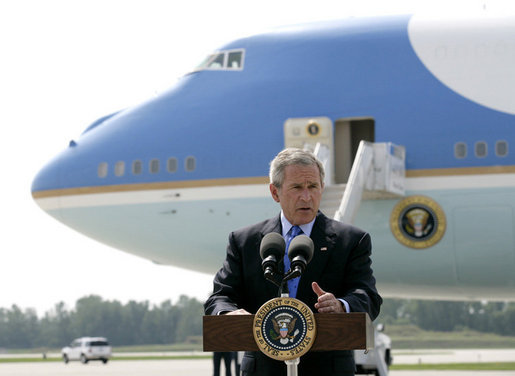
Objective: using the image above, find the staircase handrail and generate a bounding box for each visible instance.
[333,141,374,223]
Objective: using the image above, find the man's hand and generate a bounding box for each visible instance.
[312,282,345,313]
[224,308,251,315]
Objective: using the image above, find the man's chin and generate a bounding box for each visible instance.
[293,211,316,225]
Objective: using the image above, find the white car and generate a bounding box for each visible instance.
[62,337,112,364]
[354,324,392,376]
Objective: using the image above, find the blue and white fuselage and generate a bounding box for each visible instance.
[32,13,515,301]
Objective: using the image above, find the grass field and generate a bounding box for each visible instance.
[383,324,515,349]
[110,325,515,351]
[4,325,514,354]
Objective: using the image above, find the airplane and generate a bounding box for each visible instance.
[31,12,515,303]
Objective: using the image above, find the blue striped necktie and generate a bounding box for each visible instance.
[284,225,302,297]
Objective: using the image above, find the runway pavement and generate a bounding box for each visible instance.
[392,348,515,364]
[1,349,514,376]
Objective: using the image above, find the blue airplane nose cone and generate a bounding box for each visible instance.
[31,153,63,218]
[31,155,62,198]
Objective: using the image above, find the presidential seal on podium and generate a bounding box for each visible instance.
[253,297,317,361]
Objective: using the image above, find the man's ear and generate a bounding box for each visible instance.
[269,183,280,203]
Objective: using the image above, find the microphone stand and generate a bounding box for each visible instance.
[278,268,301,297]
[263,263,301,295]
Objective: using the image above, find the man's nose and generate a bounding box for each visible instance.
[300,188,311,201]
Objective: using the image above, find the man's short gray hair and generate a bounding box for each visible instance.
[269,148,325,188]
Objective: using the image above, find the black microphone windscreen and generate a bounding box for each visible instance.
[288,235,314,264]
[260,232,285,260]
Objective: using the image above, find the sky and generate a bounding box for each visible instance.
[0,0,512,317]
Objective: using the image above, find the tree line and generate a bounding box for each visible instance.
[0,296,513,349]
[378,299,515,335]
[0,295,203,349]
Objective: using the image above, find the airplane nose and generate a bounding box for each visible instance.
[31,150,65,213]
[32,133,92,204]
[32,158,58,196]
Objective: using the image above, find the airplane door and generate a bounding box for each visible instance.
[283,117,375,185]
[284,117,334,184]
[334,118,375,184]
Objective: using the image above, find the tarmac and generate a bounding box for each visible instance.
[392,348,515,364]
[1,359,515,376]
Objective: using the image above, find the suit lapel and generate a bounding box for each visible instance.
[297,213,336,301]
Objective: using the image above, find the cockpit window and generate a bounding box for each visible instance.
[208,53,225,68]
[194,49,245,72]
[228,51,243,68]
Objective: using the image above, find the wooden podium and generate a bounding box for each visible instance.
[203,312,374,352]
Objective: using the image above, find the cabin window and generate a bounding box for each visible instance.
[98,162,108,178]
[475,141,487,158]
[167,157,178,173]
[132,160,142,175]
[114,161,125,177]
[495,140,508,157]
[150,159,160,173]
[185,156,196,172]
[454,142,467,159]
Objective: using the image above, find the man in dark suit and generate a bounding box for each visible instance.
[204,148,382,376]
[213,351,233,376]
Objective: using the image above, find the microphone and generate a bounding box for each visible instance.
[287,235,314,275]
[259,232,285,279]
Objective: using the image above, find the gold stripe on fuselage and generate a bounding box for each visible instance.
[31,176,270,199]
[406,165,515,177]
[32,165,515,199]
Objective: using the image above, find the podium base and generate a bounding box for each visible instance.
[285,357,300,376]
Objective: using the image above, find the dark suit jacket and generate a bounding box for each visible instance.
[204,212,382,376]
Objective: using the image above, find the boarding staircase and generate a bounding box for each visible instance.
[313,141,406,224]
[311,141,405,376]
